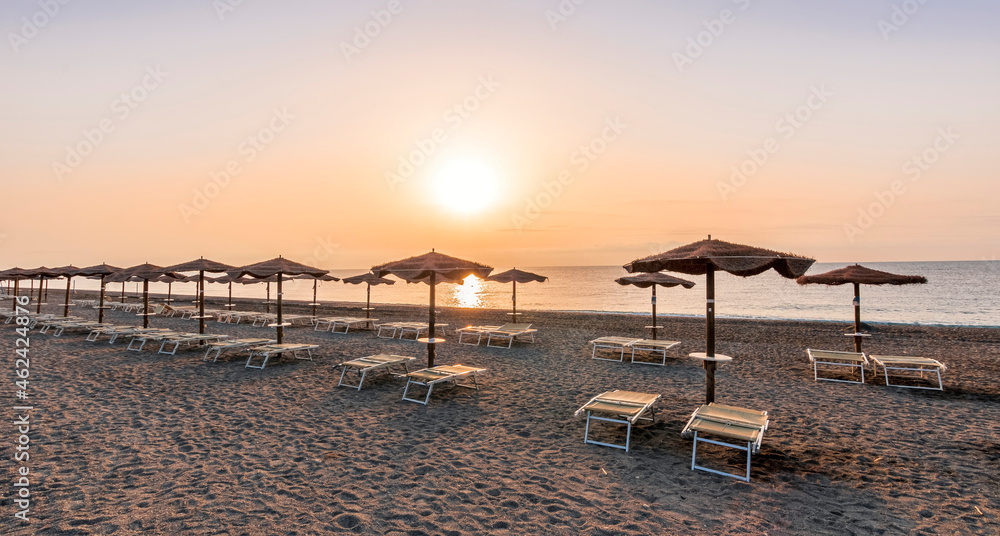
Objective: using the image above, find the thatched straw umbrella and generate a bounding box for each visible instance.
[625,236,814,403]
[797,264,927,352]
[615,272,695,340]
[296,273,340,318]
[24,267,60,314]
[74,264,120,323]
[0,267,32,312]
[50,265,80,317]
[342,273,395,319]
[74,264,120,321]
[487,268,547,320]
[372,251,493,368]
[228,257,328,344]
[160,258,233,335]
[108,263,181,328]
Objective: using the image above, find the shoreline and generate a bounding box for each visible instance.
[3,292,1000,534]
[20,289,1000,331]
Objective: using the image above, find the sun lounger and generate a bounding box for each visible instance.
[398,322,448,340]
[869,355,946,391]
[203,338,276,362]
[485,323,537,348]
[628,339,681,366]
[48,320,103,337]
[245,343,319,369]
[336,354,416,390]
[589,337,642,362]
[87,324,143,343]
[33,316,79,333]
[314,317,378,333]
[126,330,185,351]
[377,322,448,340]
[681,403,769,482]
[807,349,869,384]
[157,333,229,355]
[457,325,503,345]
[574,390,660,452]
[401,364,487,404]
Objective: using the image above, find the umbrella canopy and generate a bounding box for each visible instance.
[487,268,548,319]
[24,267,61,313]
[50,265,80,317]
[160,258,234,335]
[625,236,814,403]
[0,267,33,312]
[372,251,493,367]
[228,257,328,344]
[343,273,395,318]
[73,264,121,323]
[107,263,181,328]
[797,264,927,352]
[615,272,695,340]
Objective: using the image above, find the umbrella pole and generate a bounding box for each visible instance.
[428,272,436,368]
[266,282,271,313]
[36,277,44,314]
[312,279,318,318]
[276,274,284,344]
[98,276,106,323]
[365,284,371,319]
[651,286,657,340]
[143,279,150,329]
[199,270,206,336]
[853,282,862,353]
[512,280,517,318]
[120,282,125,303]
[63,276,72,317]
[167,282,172,303]
[12,280,18,312]
[228,282,232,309]
[705,264,717,404]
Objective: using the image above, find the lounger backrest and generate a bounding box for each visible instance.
[498,323,532,331]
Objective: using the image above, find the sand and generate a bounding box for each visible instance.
[2,294,999,535]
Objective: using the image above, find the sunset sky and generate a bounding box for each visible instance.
[2,0,998,270]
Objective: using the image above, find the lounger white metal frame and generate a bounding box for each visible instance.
[589,337,641,362]
[203,338,276,362]
[157,333,229,356]
[456,325,502,345]
[315,317,378,334]
[629,339,681,366]
[869,355,946,391]
[681,403,769,482]
[807,349,869,384]
[245,343,319,369]
[485,324,537,349]
[574,390,661,452]
[401,364,486,405]
[336,354,415,390]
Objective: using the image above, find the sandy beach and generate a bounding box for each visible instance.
[3,294,999,535]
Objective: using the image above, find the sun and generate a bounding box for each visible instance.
[431,157,501,215]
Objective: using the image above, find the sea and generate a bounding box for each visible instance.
[39,261,1000,328]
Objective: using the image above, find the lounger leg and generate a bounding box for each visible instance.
[691,431,699,471]
[584,413,592,445]
[746,442,752,482]
[625,421,632,452]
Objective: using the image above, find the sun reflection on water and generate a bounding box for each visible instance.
[452,275,484,308]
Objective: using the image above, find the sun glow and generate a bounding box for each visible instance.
[452,274,484,308]
[431,157,501,215]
